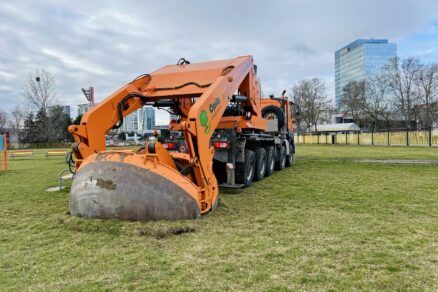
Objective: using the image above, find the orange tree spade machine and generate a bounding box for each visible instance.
[68,56,299,221]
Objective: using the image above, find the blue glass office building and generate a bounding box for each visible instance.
[335,39,397,108]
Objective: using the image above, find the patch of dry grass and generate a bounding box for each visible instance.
[0,146,437,290]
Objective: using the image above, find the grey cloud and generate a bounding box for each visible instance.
[0,0,437,118]
[286,44,317,57]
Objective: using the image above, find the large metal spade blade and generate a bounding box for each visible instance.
[70,161,200,221]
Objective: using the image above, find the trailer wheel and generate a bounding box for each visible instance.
[262,105,285,129]
[254,148,266,181]
[236,149,255,187]
[286,144,294,167]
[276,145,286,170]
[265,146,275,177]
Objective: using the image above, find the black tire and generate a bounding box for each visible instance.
[235,149,255,187]
[262,105,285,130]
[275,145,286,170]
[265,146,275,177]
[286,143,294,167]
[254,148,267,181]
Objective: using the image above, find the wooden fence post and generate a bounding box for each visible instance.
[387,129,390,146]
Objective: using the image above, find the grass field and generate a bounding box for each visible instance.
[1,145,438,290]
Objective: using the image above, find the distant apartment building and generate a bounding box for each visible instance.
[335,39,397,108]
[77,103,90,117]
[122,107,156,133]
[142,107,156,131]
[61,105,71,118]
[122,109,140,133]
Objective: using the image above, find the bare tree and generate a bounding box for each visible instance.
[292,78,329,132]
[0,110,7,132]
[22,69,56,143]
[385,57,421,131]
[319,103,335,124]
[364,74,393,131]
[8,106,24,142]
[22,69,56,113]
[415,62,438,130]
[340,80,365,125]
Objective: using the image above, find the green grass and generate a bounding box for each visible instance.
[297,144,438,160]
[0,146,437,290]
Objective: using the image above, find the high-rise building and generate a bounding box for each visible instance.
[77,103,90,117]
[61,105,71,118]
[335,39,397,108]
[143,107,155,131]
[122,108,141,133]
[122,107,156,133]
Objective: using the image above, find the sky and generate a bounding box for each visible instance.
[0,0,438,124]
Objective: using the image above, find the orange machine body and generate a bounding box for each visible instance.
[261,95,299,133]
[69,56,270,218]
[69,56,298,220]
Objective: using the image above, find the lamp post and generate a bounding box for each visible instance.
[35,76,43,111]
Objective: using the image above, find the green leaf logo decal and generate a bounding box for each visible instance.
[200,110,211,134]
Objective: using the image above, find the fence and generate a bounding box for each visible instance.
[7,142,72,150]
[295,129,438,146]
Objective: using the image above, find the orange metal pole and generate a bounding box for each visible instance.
[0,134,4,170]
[4,134,7,170]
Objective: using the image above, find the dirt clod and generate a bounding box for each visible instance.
[96,178,117,190]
